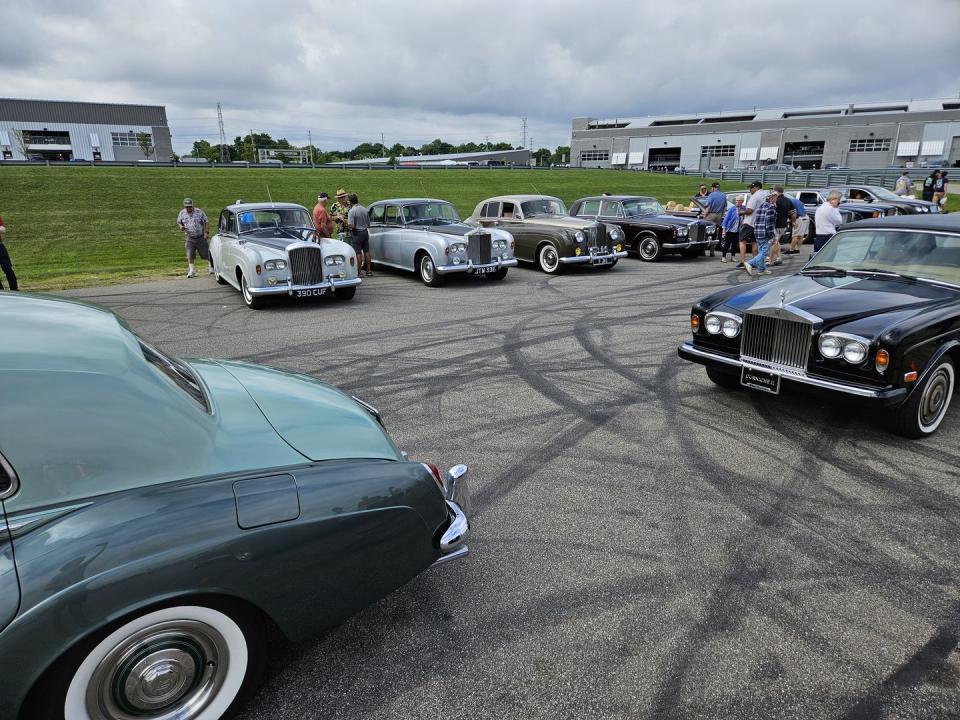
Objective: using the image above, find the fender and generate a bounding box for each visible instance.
[904,339,960,403]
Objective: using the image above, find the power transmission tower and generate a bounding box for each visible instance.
[485,135,490,150]
[308,130,314,166]
[521,118,527,149]
[216,103,228,163]
[380,132,385,153]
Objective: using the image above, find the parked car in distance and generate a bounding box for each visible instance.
[0,292,471,720]
[830,184,942,214]
[465,195,627,273]
[785,188,899,243]
[209,201,361,309]
[759,164,798,172]
[823,164,850,170]
[367,198,517,286]
[679,213,960,437]
[569,195,718,261]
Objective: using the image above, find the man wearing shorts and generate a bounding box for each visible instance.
[347,193,371,277]
[737,181,766,268]
[787,193,809,254]
[176,198,211,278]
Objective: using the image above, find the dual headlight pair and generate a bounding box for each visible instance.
[324,255,345,266]
[703,312,742,338]
[818,333,867,365]
[263,259,287,271]
[492,239,508,250]
[448,243,468,254]
[675,226,689,237]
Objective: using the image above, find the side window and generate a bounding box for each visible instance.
[798,192,819,205]
[227,212,237,234]
[369,205,386,223]
[481,202,500,218]
[218,211,229,233]
[501,202,516,220]
[385,205,400,224]
[576,200,601,217]
[599,200,622,218]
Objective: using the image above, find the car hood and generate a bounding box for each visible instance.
[720,273,959,336]
[523,215,604,230]
[405,222,474,236]
[216,360,402,462]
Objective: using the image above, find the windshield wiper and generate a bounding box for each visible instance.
[802,265,847,276]
[847,267,917,281]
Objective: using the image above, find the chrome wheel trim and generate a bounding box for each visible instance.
[639,236,659,260]
[539,245,559,272]
[241,276,253,305]
[918,363,954,433]
[420,255,435,283]
[65,606,248,720]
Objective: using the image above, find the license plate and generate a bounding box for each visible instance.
[741,366,781,394]
[295,287,328,298]
[471,266,495,275]
[592,257,612,265]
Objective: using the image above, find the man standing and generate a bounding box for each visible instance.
[932,172,948,207]
[330,189,351,239]
[813,190,843,253]
[744,193,777,276]
[347,193,371,277]
[0,215,18,291]
[895,171,914,196]
[737,181,767,268]
[787,193,809,254]
[770,185,796,264]
[176,198,211,278]
[703,182,726,258]
[719,195,744,264]
[312,192,334,238]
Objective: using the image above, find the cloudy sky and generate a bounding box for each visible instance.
[2,0,959,154]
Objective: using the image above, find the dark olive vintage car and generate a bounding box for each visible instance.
[679,214,960,437]
[0,293,471,720]
[465,195,627,273]
[569,195,719,261]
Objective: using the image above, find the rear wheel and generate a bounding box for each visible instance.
[706,366,742,389]
[240,274,265,309]
[334,286,356,301]
[636,233,663,262]
[485,268,508,281]
[537,243,563,274]
[26,602,265,720]
[889,358,954,438]
[417,252,445,287]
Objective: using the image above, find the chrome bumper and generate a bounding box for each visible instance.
[663,239,716,250]
[435,257,518,275]
[559,249,628,265]
[677,342,907,403]
[432,463,472,568]
[247,275,362,296]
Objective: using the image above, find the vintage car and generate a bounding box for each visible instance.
[830,184,941,214]
[678,214,960,437]
[0,293,471,720]
[465,195,627,273]
[570,195,719,261]
[785,189,898,243]
[209,201,361,309]
[367,198,517,286]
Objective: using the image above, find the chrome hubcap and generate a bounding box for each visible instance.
[919,368,953,430]
[541,247,558,271]
[87,621,228,720]
[640,239,657,259]
[421,257,434,281]
[242,278,252,303]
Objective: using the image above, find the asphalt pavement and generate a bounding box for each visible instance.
[62,252,960,719]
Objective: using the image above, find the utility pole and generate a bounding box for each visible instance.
[308,130,314,167]
[485,135,490,150]
[521,118,527,150]
[216,103,228,163]
[249,129,255,163]
[380,132,385,154]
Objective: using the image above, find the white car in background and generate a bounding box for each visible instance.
[210,201,361,309]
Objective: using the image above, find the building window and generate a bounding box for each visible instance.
[700,144,735,158]
[111,131,151,147]
[580,150,609,162]
[848,138,891,153]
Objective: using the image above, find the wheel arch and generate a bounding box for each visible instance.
[905,339,960,403]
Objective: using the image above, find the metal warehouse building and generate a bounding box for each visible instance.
[572,98,960,172]
[0,98,173,162]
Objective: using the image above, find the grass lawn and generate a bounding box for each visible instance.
[1,166,958,290]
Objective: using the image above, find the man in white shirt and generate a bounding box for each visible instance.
[894,171,914,197]
[736,181,768,268]
[813,191,843,253]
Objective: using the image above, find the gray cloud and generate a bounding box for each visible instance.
[1,0,958,153]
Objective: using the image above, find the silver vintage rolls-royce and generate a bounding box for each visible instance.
[367,198,518,286]
[210,202,362,309]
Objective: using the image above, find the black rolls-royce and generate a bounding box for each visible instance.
[678,214,960,437]
[569,195,718,261]
[831,184,941,215]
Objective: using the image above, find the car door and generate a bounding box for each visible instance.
[217,211,241,287]
[379,205,404,266]
[0,454,21,633]
[495,202,535,260]
[367,204,387,263]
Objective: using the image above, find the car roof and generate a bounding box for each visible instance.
[224,201,308,212]
[0,293,140,374]
[576,195,656,202]
[370,198,453,206]
[842,214,960,233]
[480,194,562,203]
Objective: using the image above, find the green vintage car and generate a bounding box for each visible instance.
[0,293,471,720]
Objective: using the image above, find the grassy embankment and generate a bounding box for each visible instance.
[1,166,957,290]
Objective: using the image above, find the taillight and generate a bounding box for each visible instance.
[422,462,444,490]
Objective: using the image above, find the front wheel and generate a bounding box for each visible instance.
[706,366,742,390]
[28,603,264,720]
[636,234,663,262]
[240,273,265,309]
[485,268,509,281]
[889,357,955,438]
[537,243,563,274]
[418,252,445,287]
[334,286,356,301]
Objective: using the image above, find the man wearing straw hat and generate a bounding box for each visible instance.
[330,188,352,240]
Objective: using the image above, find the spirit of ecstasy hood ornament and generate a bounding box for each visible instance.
[779,289,787,309]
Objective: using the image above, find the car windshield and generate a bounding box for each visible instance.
[139,340,209,411]
[402,202,460,225]
[520,198,566,216]
[237,208,313,234]
[863,186,904,201]
[622,199,666,217]
[806,229,960,286]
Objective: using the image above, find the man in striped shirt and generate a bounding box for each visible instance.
[743,193,777,276]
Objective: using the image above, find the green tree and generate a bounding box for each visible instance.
[135,132,155,160]
[532,148,552,166]
[192,139,212,159]
[552,146,570,164]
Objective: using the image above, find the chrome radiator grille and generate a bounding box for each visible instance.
[594,223,607,246]
[289,246,324,285]
[689,223,706,242]
[468,233,492,264]
[740,313,812,372]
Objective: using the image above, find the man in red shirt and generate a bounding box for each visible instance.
[312,192,334,238]
[0,216,18,291]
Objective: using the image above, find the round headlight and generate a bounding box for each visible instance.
[819,335,843,359]
[705,314,722,334]
[843,341,867,365]
[721,317,741,338]
[575,231,585,243]
[609,229,621,241]
[678,227,688,236]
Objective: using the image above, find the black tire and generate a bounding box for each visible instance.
[636,233,663,262]
[240,273,265,309]
[334,286,356,301]
[22,599,266,720]
[706,366,742,390]
[417,252,445,287]
[889,357,955,438]
[681,247,700,259]
[485,268,509,281]
[537,243,563,274]
[598,259,618,270]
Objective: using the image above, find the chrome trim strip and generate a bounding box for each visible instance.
[680,342,905,399]
[351,396,385,427]
[559,250,628,265]
[440,500,470,552]
[435,258,518,274]
[0,452,18,501]
[430,544,470,567]
[5,502,94,538]
[663,241,710,249]
[247,276,362,296]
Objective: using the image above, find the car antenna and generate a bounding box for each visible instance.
[266,184,274,207]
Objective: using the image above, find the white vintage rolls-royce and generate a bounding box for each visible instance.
[209,202,361,309]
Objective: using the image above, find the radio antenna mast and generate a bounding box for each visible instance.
[216,103,228,163]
